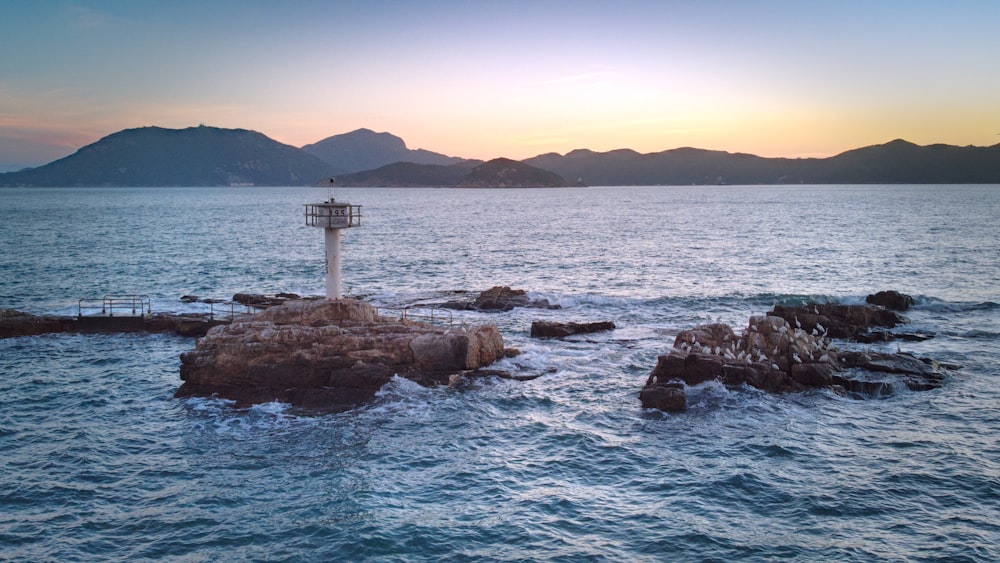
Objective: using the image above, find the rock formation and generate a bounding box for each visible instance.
[176,299,507,409]
[866,290,916,311]
[530,320,616,339]
[767,302,902,340]
[440,286,559,312]
[641,306,948,413]
[768,291,932,343]
[0,309,74,339]
[1,308,226,339]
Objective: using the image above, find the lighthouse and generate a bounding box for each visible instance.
[304,198,362,299]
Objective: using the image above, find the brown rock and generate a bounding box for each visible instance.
[790,363,834,387]
[176,299,506,408]
[866,290,915,311]
[674,323,737,351]
[530,320,615,338]
[0,309,74,339]
[639,382,686,412]
[770,303,904,340]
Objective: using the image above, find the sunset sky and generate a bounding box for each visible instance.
[1,0,998,171]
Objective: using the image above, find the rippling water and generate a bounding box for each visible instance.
[2,185,999,561]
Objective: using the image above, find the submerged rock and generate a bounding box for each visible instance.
[176,299,507,409]
[530,320,615,339]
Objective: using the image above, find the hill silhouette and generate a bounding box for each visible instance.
[302,128,463,174]
[335,161,481,187]
[0,125,338,187]
[3,125,998,188]
[456,158,576,188]
[335,158,575,188]
[523,140,1000,185]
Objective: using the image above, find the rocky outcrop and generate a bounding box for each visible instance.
[1,308,226,339]
[0,309,75,339]
[176,299,507,409]
[441,286,560,312]
[641,311,948,413]
[638,382,686,413]
[530,320,615,339]
[768,292,931,343]
[768,302,904,340]
[232,292,315,308]
[866,290,915,311]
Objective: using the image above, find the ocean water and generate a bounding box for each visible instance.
[1,185,999,561]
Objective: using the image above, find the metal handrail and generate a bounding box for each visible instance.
[376,306,453,326]
[78,294,151,317]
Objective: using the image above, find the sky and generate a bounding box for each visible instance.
[1,0,999,171]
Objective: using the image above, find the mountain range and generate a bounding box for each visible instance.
[524,141,1000,185]
[1,124,998,187]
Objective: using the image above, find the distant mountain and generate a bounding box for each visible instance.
[456,158,576,188]
[0,125,339,187]
[335,158,575,188]
[524,140,1000,185]
[302,128,463,174]
[336,160,481,187]
[4,127,997,189]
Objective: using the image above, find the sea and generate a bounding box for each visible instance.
[1,185,998,562]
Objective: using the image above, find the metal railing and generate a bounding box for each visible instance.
[376,306,453,326]
[304,202,362,228]
[78,294,151,317]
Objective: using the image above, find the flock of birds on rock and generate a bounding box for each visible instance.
[676,314,837,373]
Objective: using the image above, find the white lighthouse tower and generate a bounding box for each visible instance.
[304,197,362,299]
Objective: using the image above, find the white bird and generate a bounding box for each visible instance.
[812,328,819,336]
[773,346,779,356]
[813,305,819,315]
[819,353,830,362]
[771,363,780,371]
[792,352,802,364]
[795,316,801,328]
[816,323,825,334]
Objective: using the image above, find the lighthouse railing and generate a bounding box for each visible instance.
[304,204,362,228]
